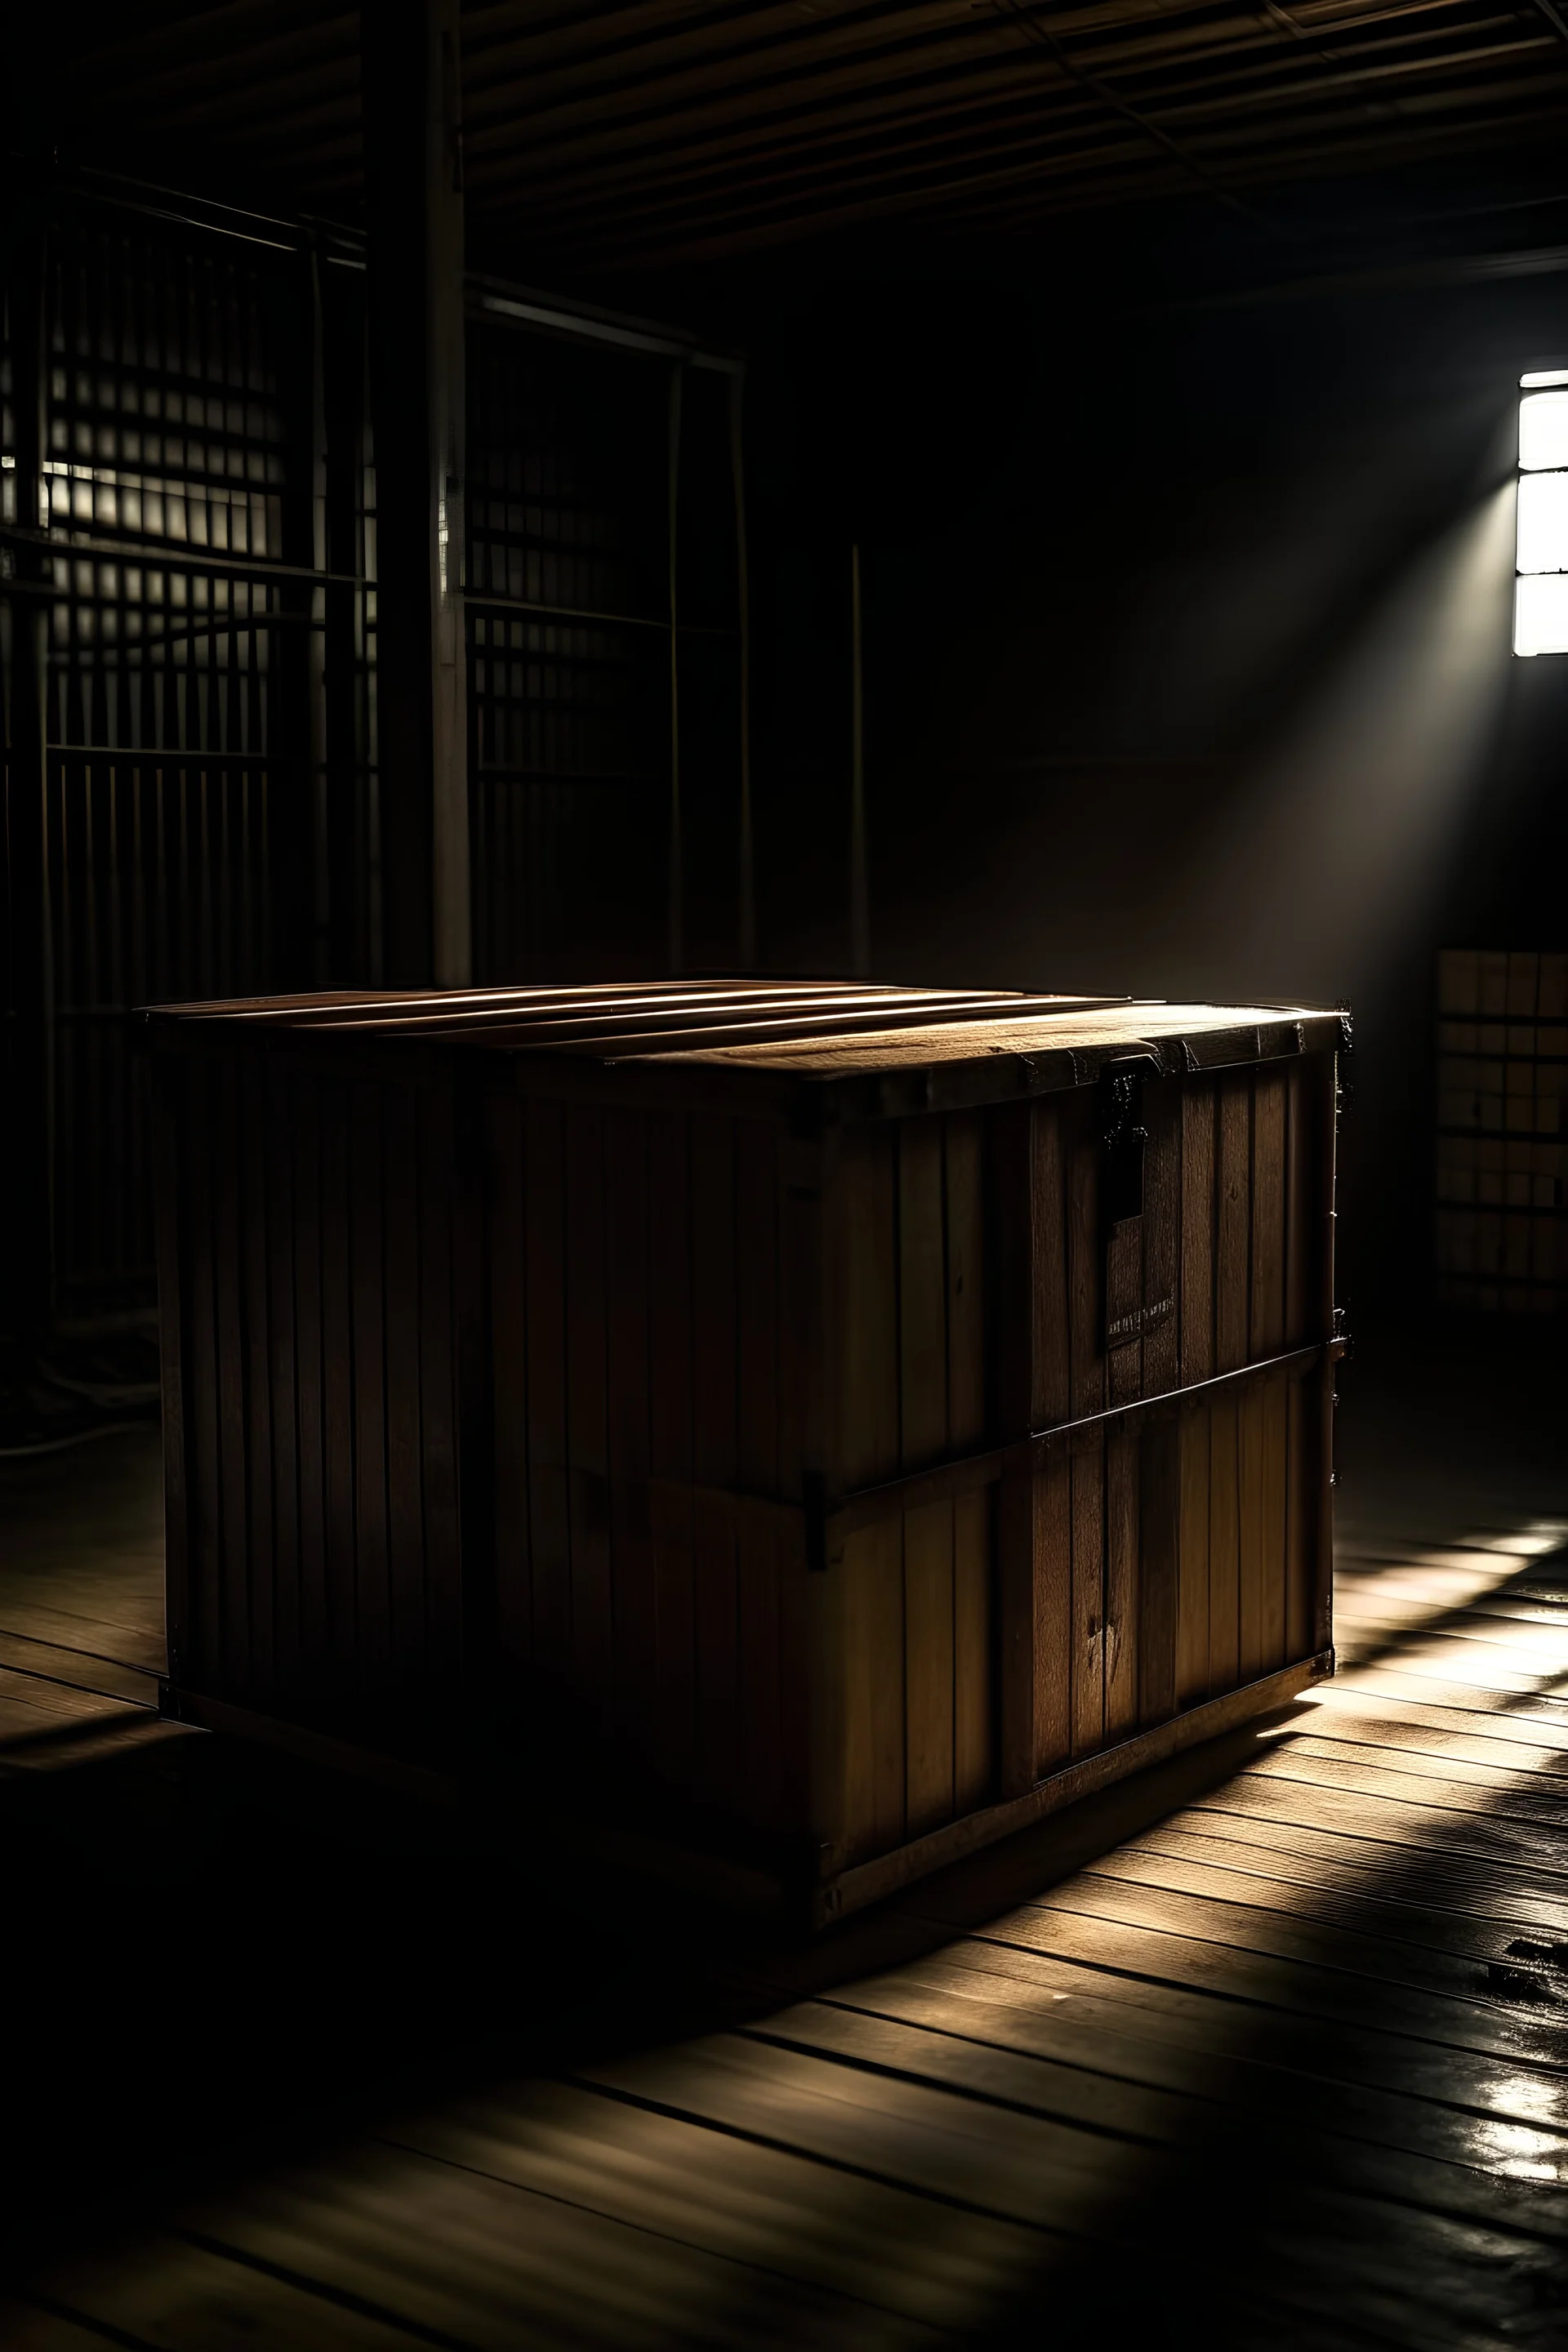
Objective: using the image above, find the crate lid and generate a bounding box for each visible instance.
[143,980,1346,1112]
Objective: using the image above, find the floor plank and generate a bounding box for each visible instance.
[9,1349,1568,2345]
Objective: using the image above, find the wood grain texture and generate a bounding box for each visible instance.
[1141,1077,1180,1399]
[152,1061,190,1688]
[1215,1076,1251,1375]
[1175,1400,1211,1711]
[648,1109,697,1788]
[213,1062,249,1696]
[1030,1102,1070,1431]
[944,1113,987,1448]
[383,1081,425,1686]
[898,1118,947,1469]
[565,1102,613,1725]
[606,1105,655,1766]
[954,1484,995,1812]
[488,1091,530,1677]
[319,1076,356,1697]
[1209,1396,1241,1696]
[904,1498,955,1838]
[1138,1419,1179,1728]
[418,1083,464,1690]
[239,1059,275,1704]
[1236,1379,1267,1685]
[1104,1425,1138,1740]
[692,1112,740,1798]
[736,1118,782,1824]
[1070,1432,1106,1760]
[523,1098,572,1692]
[264,1059,301,1709]
[292,1071,328,1701]
[350,1082,390,1698]
[1179,1081,1215,1388]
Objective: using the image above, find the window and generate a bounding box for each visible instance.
[1515,369,1568,657]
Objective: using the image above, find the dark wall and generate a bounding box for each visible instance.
[737,250,1568,1319]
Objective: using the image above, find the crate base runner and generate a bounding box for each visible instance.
[158,1650,1332,1927]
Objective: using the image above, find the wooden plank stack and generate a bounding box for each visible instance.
[145,980,1344,1922]
[1436,950,1568,1313]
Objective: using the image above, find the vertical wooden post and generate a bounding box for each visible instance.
[4,222,56,1345]
[849,544,869,976]
[730,371,754,969]
[363,0,470,990]
[667,364,684,973]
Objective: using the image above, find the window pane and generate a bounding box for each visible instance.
[1517,472,1568,575]
[1514,572,1568,657]
[1519,390,1568,472]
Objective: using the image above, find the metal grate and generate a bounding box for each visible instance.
[4,185,740,1333]
[466,328,672,980]
[2,198,381,1321]
[44,222,291,1304]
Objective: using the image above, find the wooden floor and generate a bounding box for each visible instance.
[3,1331,1568,2349]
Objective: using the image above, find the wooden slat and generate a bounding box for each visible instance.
[350,1080,390,1696]
[778,1129,822,1830]
[1284,1057,1313,1349]
[606,1106,656,1767]
[735,1117,782,1824]
[239,1058,275,1704]
[1243,1071,1285,1678]
[831,1121,899,1491]
[955,1484,995,1812]
[182,1066,222,1691]
[1214,1076,1251,1376]
[904,1498,955,1838]
[1206,1393,1241,1700]
[1175,1085,1213,1712]
[1066,1097,1105,1759]
[841,1519,906,1864]
[1209,1078,1250,1699]
[898,1116,955,1836]
[292,1071,329,1701]
[564,1101,613,1722]
[1104,1424,1138,1741]
[691,1111,740,1799]
[382,1080,425,1679]
[523,1098,572,1691]
[1138,1419,1179,1728]
[947,1111,995,1814]
[898,1118,947,1469]
[831,1119,902,1857]
[1070,1430,1106,1760]
[263,1058,301,1708]
[648,1108,697,1788]
[943,1111,987,1447]
[152,1061,191,1691]
[319,1080,357,1699]
[418,1084,464,1692]
[1261,1369,1290,1672]
[1141,1076,1180,1399]
[1031,1448,1071,1781]
[1236,1379,1267,1683]
[488,1090,531,1677]
[212,1059,249,1696]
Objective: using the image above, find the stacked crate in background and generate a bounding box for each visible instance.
[1436,950,1568,1312]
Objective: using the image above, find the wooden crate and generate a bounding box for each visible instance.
[146,981,1344,1920]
